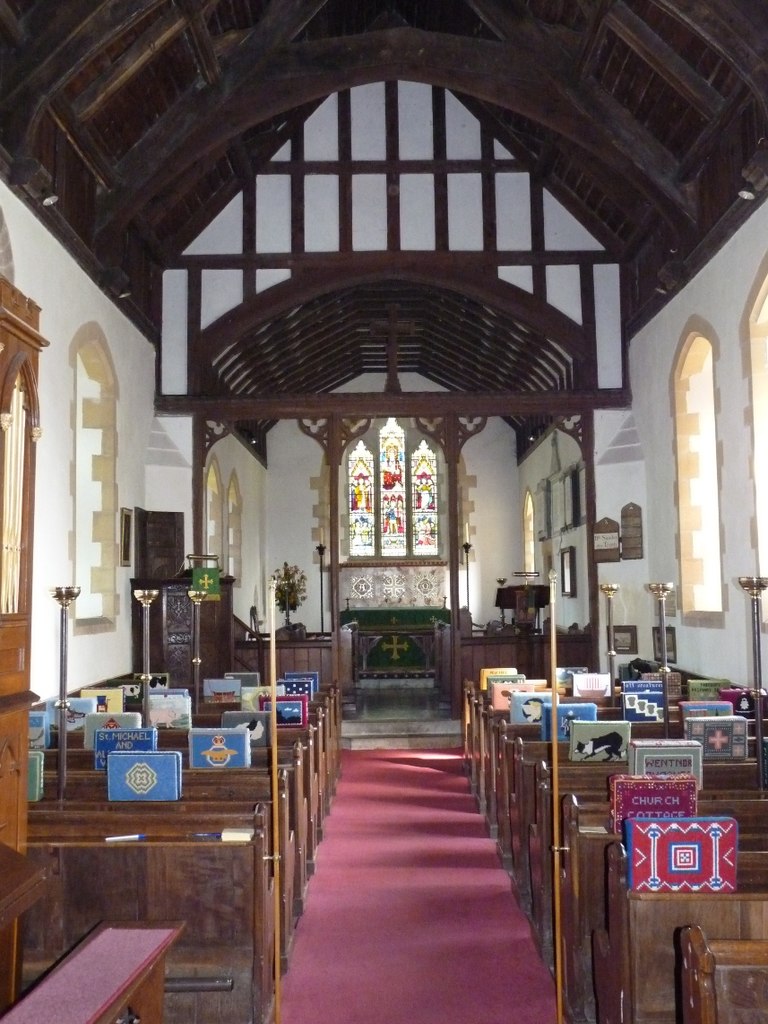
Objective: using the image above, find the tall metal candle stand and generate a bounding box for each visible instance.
[316,543,326,634]
[738,576,768,790]
[50,585,80,804]
[133,588,159,726]
[600,583,620,706]
[188,588,208,714]
[648,582,674,738]
[462,540,472,612]
[548,568,564,1024]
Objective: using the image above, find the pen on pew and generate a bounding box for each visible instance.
[188,831,222,840]
[104,833,146,842]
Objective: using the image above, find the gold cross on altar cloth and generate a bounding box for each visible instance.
[198,573,215,591]
[381,636,409,661]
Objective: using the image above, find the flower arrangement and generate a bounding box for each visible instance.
[271,561,308,623]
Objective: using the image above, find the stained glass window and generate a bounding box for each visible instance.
[346,418,440,558]
[348,440,376,556]
[379,418,407,556]
[411,440,438,556]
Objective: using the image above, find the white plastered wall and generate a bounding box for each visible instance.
[0,181,156,700]
[626,198,768,683]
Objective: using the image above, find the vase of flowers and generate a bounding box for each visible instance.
[271,561,308,626]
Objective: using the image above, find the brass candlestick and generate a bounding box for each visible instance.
[188,588,208,713]
[738,576,768,790]
[648,582,674,737]
[133,589,159,726]
[50,585,80,804]
[600,583,620,705]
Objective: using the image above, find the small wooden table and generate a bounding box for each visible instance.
[2,922,183,1023]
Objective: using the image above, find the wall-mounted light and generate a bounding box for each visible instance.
[9,156,58,206]
[741,141,768,194]
[101,266,132,299]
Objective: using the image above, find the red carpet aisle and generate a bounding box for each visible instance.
[280,748,556,1024]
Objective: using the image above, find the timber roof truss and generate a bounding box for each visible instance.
[1,0,767,455]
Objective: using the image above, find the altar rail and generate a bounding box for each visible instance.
[234,622,592,712]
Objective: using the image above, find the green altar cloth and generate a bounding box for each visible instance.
[340,607,451,629]
[340,607,451,673]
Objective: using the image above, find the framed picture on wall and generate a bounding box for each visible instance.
[613,625,638,655]
[652,625,677,664]
[119,507,133,567]
[561,547,576,597]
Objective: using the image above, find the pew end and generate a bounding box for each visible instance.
[680,924,768,1024]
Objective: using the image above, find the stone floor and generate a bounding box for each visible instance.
[341,680,461,749]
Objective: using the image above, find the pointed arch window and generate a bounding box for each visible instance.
[347,417,440,558]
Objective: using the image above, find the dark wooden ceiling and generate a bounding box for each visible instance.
[1,0,767,456]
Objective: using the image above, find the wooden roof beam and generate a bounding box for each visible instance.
[654,0,768,124]
[605,1,725,120]
[0,0,23,47]
[95,27,697,249]
[0,0,165,153]
[71,7,199,122]
[155,388,630,420]
[175,0,221,86]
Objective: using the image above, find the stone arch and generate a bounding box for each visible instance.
[70,324,119,627]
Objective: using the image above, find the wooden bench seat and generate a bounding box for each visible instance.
[680,923,768,1024]
[23,804,275,1024]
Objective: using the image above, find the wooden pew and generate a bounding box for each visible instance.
[36,763,298,967]
[184,698,329,846]
[23,804,276,1024]
[560,791,768,1024]
[52,720,319,894]
[592,840,768,1024]
[44,737,310,923]
[679,923,768,1024]
[6,923,183,1024]
[506,732,762,907]
[513,741,768,1021]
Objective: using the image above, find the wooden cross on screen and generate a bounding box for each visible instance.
[369,303,416,394]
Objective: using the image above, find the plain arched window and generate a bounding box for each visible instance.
[674,334,722,613]
[73,334,117,623]
[523,490,535,574]
[226,471,242,582]
[205,457,223,563]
